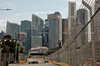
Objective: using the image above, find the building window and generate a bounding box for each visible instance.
[71,4,74,16]
[71,18,74,27]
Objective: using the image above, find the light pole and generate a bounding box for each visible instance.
[0,9,11,60]
[18,42,22,62]
[0,39,3,61]
[0,9,11,10]
[14,39,17,63]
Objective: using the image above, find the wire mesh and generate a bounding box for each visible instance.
[48,0,100,66]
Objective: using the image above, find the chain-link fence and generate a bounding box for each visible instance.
[1,53,14,61]
[48,0,100,66]
[19,53,26,61]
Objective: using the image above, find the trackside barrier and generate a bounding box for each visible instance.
[45,59,70,66]
[0,61,8,66]
[49,60,56,64]
[61,62,69,66]
[27,58,32,59]
[19,61,26,64]
[45,59,56,64]
[34,58,44,59]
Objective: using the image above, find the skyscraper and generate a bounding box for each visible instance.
[77,9,88,43]
[31,14,44,48]
[21,20,31,55]
[44,19,49,47]
[0,31,6,39]
[31,14,44,36]
[6,21,18,39]
[21,20,31,33]
[25,28,31,55]
[48,12,62,49]
[68,2,76,35]
[45,19,49,28]
[62,19,68,45]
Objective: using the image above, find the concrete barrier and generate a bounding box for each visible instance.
[27,58,32,59]
[49,60,56,64]
[61,62,69,66]
[19,61,26,64]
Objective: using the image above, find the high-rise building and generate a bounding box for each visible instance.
[45,19,49,28]
[77,9,88,43]
[21,20,31,33]
[42,28,46,47]
[31,36,42,47]
[0,31,6,39]
[94,0,100,12]
[42,19,49,48]
[31,14,44,48]
[44,19,49,47]
[6,21,18,39]
[25,28,31,55]
[62,19,68,45]
[48,12,62,49]
[21,20,31,55]
[31,14,44,36]
[68,2,76,35]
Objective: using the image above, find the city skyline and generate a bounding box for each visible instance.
[0,0,81,32]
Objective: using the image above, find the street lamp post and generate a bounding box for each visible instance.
[0,39,3,61]
[14,40,17,63]
[0,9,11,10]
[18,42,22,62]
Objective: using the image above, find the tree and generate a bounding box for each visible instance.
[3,34,12,39]
[17,46,26,54]
[1,35,16,53]
[1,44,10,52]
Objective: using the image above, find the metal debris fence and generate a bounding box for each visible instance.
[47,0,100,66]
[1,53,14,61]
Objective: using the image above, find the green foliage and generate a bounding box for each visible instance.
[44,47,60,56]
[44,51,52,56]
[17,46,25,54]
[3,35,12,39]
[20,46,24,53]
[23,51,25,54]
[2,44,10,52]
[1,35,25,54]
[1,35,16,53]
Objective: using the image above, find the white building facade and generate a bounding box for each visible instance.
[68,2,76,34]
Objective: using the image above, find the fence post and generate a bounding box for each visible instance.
[9,53,10,61]
[0,48,3,61]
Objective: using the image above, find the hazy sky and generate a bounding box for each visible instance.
[0,0,81,32]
